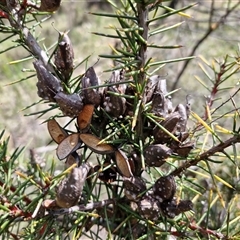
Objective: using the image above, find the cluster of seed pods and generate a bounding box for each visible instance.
[34,32,194,221]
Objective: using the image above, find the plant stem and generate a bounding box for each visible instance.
[135,2,148,139]
[170,134,240,176]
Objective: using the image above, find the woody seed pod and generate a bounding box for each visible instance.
[55,92,83,117]
[77,104,94,132]
[138,194,161,221]
[174,103,188,132]
[82,67,101,106]
[94,163,117,183]
[80,133,115,154]
[144,75,159,103]
[153,111,180,144]
[160,199,193,218]
[34,60,62,102]
[144,144,172,167]
[103,70,126,118]
[153,175,176,202]
[47,119,68,144]
[56,163,91,208]
[115,149,133,178]
[123,176,146,201]
[56,133,81,160]
[171,140,195,157]
[54,31,74,84]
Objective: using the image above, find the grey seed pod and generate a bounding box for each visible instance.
[108,69,126,93]
[94,164,117,183]
[54,92,83,117]
[153,175,176,202]
[153,111,180,144]
[54,31,74,84]
[65,152,81,168]
[138,194,161,221]
[144,75,160,103]
[159,199,178,219]
[174,103,188,132]
[85,66,99,88]
[171,140,195,157]
[155,78,168,95]
[151,79,171,117]
[131,222,147,239]
[151,92,167,118]
[103,88,126,118]
[82,67,101,106]
[103,70,126,118]
[176,199,193,214]
[56,163,91,208]
[123,176,147,201]
[160,199,193,218]
[33,60,62,102]
[144,144,173,167]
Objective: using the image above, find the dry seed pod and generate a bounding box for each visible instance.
[115,149,133,178]
[144,144,172,167]
[151,92,167,118]
[82,67,101,106]
[151,79,173,117]
[77,104,94,132]
[55,92,83,117]
[29,0,61,12]
[174,103,188,132]
[56,133,81,160]
[132,222,147,240]
[144,75,159,103]
[176,199,193,214]
[94,164,117,183]
[160,199,193,218]
[160,199,177,219]
[129,152,142,176]
[151,79,170,117]
[153,111,180,144]
[108,69,126,93]
[79,133,115,154]
[56,163,91,208]
[138,194,161,221]
[65,152,81,167]
[34,60,62,102]
[103,94,126,118]
[171,141,195,157]
[54,31,74,83]
[156,78,168,95]
[103,70,126,118]
[123,176,146,201]
[47,119,68,144]
[153,175,176,202]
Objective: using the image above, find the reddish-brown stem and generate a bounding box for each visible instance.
[204,62,225,120]
[183,221,225,239]
[170,134,240,176]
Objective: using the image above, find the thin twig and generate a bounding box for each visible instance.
[171,0,240,91]
[180,221,226,239]
[170,134,240,176]
[51,199,115,216]
[6,0,54,72]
